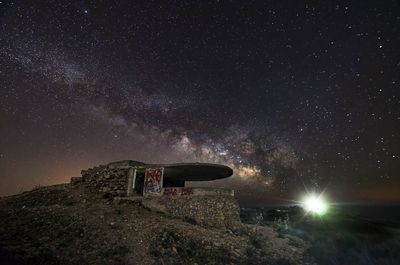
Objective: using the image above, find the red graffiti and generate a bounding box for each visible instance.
[163,188,178,196]
[181,188,193,195]
[162,187,193,196]
[144,168,163,194]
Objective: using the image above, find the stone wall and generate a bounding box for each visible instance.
[143,195,241,228]
[80,165,129,197]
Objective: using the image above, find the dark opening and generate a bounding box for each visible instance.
[163,179,185,188]
[134,172,145,195]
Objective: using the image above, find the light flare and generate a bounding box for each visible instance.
[301,194,328,215]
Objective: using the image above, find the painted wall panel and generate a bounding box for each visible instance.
[143,168,164,195]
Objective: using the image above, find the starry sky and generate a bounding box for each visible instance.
[1,1,399,204]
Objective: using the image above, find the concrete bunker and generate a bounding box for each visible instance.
[79,160,234,198]
[75,160,239,227]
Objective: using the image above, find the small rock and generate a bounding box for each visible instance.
[172,246,177,254]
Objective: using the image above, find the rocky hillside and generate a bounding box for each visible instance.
[0,184,313,265]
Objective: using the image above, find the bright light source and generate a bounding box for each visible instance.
[302,194,328,215]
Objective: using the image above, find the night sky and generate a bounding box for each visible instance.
[1,1,399,204]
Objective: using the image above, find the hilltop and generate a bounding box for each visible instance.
[0,183,312,265]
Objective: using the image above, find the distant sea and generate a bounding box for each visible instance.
[334,204,400,222]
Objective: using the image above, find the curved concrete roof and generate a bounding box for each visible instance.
[107,160,233,181]
[155,163,233,181]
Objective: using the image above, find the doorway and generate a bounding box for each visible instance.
[134,170,145,195]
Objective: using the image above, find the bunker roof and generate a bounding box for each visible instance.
[107,160,233,181]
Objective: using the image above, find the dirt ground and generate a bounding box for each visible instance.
[0,184,313,265]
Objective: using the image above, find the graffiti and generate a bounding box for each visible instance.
[144,168,163,195]
[163,188,178,196]
[181,188,193,195]
[162,187,193,196]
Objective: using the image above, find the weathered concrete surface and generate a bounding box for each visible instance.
[162,187,234,197]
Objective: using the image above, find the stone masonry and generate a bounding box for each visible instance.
[80,165,130,197]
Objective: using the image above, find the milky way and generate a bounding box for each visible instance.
[1,1,399,203]
[1,40,303,190]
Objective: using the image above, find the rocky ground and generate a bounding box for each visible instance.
[0,184,313,265]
